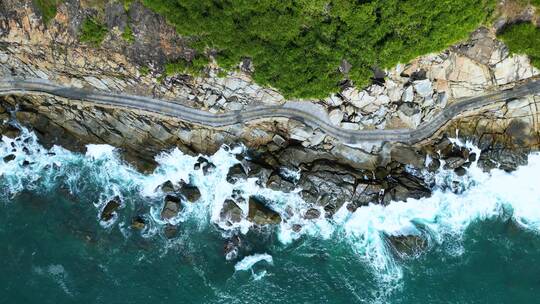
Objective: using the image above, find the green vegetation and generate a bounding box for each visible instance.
[33,0,61,24]
[498,22,540,68]
[165,55,209,76]
[139,66,151,76]
[142,0,495,98]
[80,17,108,47]
[122,24,135,43]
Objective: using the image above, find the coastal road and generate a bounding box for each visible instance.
[0,78,539,145]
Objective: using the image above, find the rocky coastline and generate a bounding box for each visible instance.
[1,0,540,255]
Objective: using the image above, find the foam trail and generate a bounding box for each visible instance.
[3,128,540,288]
[234,253,273,280]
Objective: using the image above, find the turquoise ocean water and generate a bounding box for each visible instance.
[1,129,540,303]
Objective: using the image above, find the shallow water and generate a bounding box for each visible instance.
[1,129,540,303]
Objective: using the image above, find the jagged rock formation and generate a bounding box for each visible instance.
[0,0,539,218]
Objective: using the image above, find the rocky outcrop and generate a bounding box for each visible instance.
[0,0,539,240]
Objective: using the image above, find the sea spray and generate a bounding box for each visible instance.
[3,129,540,289]
[234,253,273,280]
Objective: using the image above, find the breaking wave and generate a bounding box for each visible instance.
[1,128,540,289]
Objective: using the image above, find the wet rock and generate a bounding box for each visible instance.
[203,162,216,175]
[427,158,441,172]
[266,174,296,192]
[224,235,242,260]
[386,234,427,257]
[248,196,281,225]
[292,224,302,232]
[131,216,146,230]
[179,182,201,202]
[194,157,216,175]
[0,124,21,138]
[3,154,15,162]
[226,163,248,184]
[100,198,121,222]
[161,195,182,220]
[303,208,321,220]
[454,167,467,176]
[220,199,244,225]
[159,180,175,193]
[443,157,467,170]
[163,224,178,239]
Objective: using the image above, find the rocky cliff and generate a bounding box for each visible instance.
[1,0,540,222]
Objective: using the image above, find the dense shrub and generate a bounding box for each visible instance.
[142,0,495,98]
[498,22,540,68]
[33,0,60,24]
[80,17,108,47]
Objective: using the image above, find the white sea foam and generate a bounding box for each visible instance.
[3,129,540,286]
[234,253,273,280]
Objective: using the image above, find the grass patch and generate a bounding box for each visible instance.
[165,55,209,76]
[122,23,135,43]
[33,0,61,24]
[80,17,108,47]
[139,66,150,76]
[141,0,495,98]
[498,22,540,68]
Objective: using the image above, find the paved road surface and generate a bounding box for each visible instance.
[1,78,539,144]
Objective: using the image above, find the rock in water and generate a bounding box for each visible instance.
[3,154,15,163]
[303,208,321,220]
[386,234,427,257]
[100,198,121,221]
[220,199,244,225]
[159,180,175,193]
[161,195,182,220]
[131,216,146,230]
[179,183,201,202]
[248,196,281,225]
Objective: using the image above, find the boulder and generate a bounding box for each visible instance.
[220,199,244,225]
[413,79,433,98]
[328,109,344,126]
[100,198,121,221]
[159,180,175,193]
[303,208,321,220]
[226,163,248,184]
[443,157,467,170]
[3,154,15,163]
[248,196,281,225]
[179,182,201,202]
[161,195,182,220]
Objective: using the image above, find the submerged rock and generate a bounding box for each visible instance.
[163,224,178,239]
[100,198,121,222]
[131,216,146,230]
[161,195,182,220]
[386,234,427,257]
[248,196,281,225]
